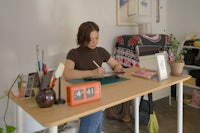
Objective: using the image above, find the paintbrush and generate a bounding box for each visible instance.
[36,45,41,71]
[50,63,65,87]
[42,50,48,75]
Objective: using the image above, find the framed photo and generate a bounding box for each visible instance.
[156,53,168,81]
[25,72,40,97]
[138,0,152,16]
[116,0,138,26]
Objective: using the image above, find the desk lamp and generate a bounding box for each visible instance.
[134,16,152,34]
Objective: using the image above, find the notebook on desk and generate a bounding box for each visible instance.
[131,69,158,80]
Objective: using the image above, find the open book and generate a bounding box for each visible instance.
[132,69,158,80]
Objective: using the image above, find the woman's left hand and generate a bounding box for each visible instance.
[115,68,126,77]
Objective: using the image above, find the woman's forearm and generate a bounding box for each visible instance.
[63,69,94,80]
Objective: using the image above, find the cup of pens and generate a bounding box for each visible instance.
[35,45,65,107]
[35,69,56,108]
[35,45,56,108]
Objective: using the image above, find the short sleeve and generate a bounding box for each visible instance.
[99,47,110,62]
[66,49,77,62]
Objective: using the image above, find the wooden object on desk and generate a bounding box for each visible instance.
[10,67,191,128]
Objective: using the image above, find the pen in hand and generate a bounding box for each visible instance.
[92,60,105,78]
[92,60,100,68]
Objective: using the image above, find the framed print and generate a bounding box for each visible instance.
[116,0,138,26]
[25,72,40,97]
[138,0,152,16]
[156,53,168,81]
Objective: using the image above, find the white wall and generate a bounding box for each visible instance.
[0,0,134,130]
[0,0,166,132]
[166,0,200,42]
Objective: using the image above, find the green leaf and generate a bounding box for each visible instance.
[6,125,16,133]
[0,126,16,133]
[0,128,3,133]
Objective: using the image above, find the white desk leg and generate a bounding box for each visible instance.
[48,126,58,133]
[177,82,183,133]
[134,97,140,133]
[16,105,23,133]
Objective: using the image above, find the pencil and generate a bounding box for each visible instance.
[36,45,41,71]
[92,60,100,68]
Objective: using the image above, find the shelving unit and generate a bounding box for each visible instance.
[184,64,200,87]
[184,64,200,70]
[183,45,200,50]
[183,46,200,89]
[183,80,200,90]
[183,45,200,109]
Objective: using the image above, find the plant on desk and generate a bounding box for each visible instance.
[167,34,187,76]
[0,75,19,133]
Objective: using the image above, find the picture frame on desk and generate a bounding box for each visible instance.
[25,72,40,97]
[156,53,168,81]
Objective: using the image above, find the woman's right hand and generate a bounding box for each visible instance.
[92,67,105,78]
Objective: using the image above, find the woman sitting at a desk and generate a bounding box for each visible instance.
[63,21,125,133]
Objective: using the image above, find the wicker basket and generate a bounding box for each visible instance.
[183,94,192,105]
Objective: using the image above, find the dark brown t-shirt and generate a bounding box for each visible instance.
[66,47,110,70]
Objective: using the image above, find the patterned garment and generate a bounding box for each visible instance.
[113,34,170,68]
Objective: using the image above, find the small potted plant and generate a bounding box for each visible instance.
[167,34,186,75]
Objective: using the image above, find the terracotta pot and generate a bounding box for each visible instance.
[168,61,184,76]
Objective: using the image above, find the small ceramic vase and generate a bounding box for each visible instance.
[36,88,56,108]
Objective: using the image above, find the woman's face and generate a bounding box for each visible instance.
[87,30,99,49]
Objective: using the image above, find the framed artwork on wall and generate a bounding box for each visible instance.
[116,0,138,26]
[138,0,152,16]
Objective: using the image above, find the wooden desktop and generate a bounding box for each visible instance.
[10,67,191,133]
